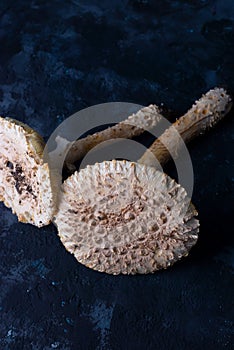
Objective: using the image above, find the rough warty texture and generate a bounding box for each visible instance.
[55,160,199,275]
[0,117,55,227]
[139,88,232,167]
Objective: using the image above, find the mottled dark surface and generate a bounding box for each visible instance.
[0,1,234,349]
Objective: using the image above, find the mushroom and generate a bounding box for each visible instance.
[0,105,162,226]
[0,117,55,227]
[55,160,199,274]
[54,88,232,274]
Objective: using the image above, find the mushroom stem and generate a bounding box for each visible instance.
[138,88,232,167]
[65,104,163,172]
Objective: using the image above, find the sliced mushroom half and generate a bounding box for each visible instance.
[0,117,55,227]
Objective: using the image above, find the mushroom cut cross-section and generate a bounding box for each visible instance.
[0,117,55,227]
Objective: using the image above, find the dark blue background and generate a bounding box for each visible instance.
[0,1,233,349]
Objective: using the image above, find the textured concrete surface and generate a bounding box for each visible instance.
[0,1,234,349]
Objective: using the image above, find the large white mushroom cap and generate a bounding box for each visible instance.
[55,160,199,274]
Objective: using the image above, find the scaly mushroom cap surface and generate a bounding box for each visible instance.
[0,117,54,227]
[55,160,199,274]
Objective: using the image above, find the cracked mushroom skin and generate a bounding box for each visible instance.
[0,117,54,227]
[55,160,199,275]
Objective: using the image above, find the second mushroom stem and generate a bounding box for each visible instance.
[138,88,232,167]
[65,88,232,172]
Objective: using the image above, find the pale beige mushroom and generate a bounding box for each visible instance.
[54,88,232,274]
[0,117,55,227]
[55,160,199,274]
[0,105,162,227]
